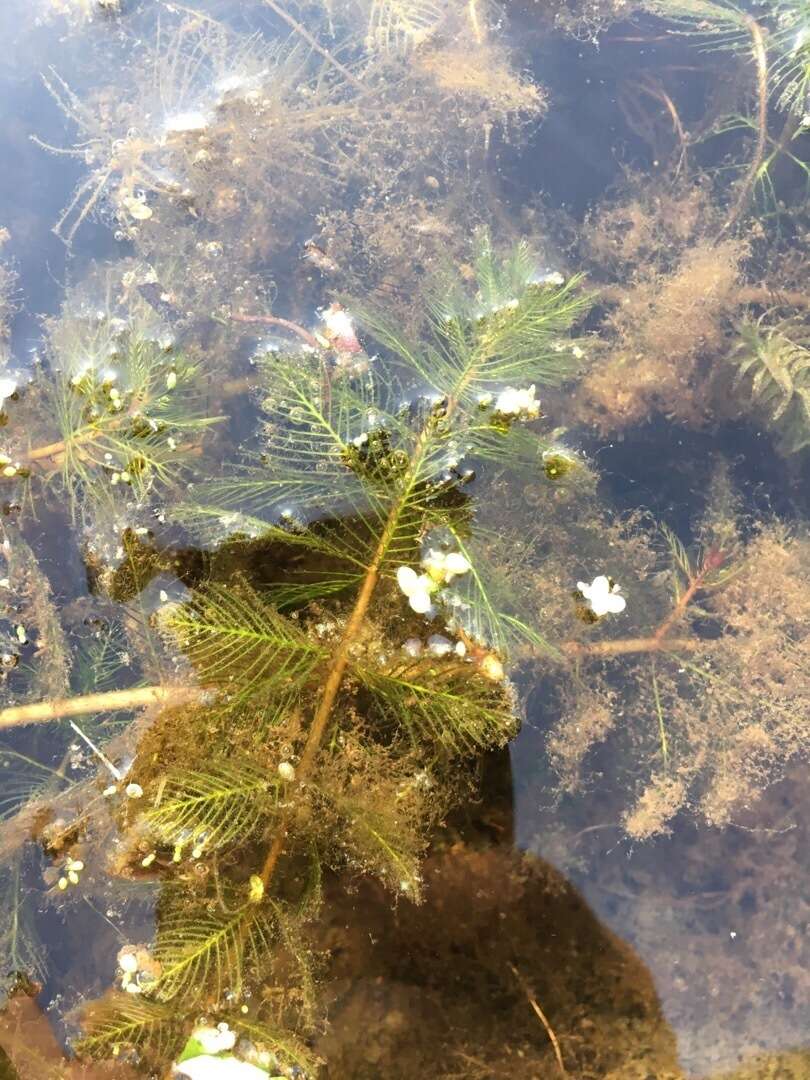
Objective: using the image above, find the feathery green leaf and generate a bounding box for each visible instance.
[162,582,325,706]
[147,757,278,854]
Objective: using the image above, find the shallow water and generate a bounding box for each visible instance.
[0,1,809,1078]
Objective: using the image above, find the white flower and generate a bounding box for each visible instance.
[426,634,454,657]
[494,385,540,420]
[421,549,471,585]
[402,637,423,658]
[173,1055,268,1079]
[277,761,296,782]
[530,269,565,286]
[396,565,436,614]
[0,377,18,410]
[192,1024,237,1055]
[577,575,626,617]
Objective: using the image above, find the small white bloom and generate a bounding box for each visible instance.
[277,761,296,782]
[122,195,152,221]
[494,385,540,420]
[192,1024,237,1056]
[421,549,471,585]
[427,634,453,658]
[577,575,626,617]
[0,377,18,410]
[442,552,472,581]
[118,948,138,974]
[321,303,362,354]
[173,1055,268,1079]
[402,638,423,658]
[396,565,436,614]
[531,270,565,286]
[125,782,144,799]
[164,110,210,135]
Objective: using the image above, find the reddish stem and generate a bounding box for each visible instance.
[230,312,321,350]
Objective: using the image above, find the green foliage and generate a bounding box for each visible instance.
[1,237,587,1075]
[231,1016,322,1076]
[728,318,810,453]
[146,758,279,853]
[0,860,46,999]
[38,320,220,517]
[637,0,752,47]
[153,896,276,1002]
[178,234,588,645]
[76,995,184,1062]
[355,655,517,754]
[161,581,326,707]
[771,0,810,114]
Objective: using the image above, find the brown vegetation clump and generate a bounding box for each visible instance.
[581,180,717,276]
[415,39,546,116]
[623,773,687,841]
[574,237,745,432]
[546,687,618,793]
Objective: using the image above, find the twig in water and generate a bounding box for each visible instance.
[508,962,567,1077]
[0,685,199,730]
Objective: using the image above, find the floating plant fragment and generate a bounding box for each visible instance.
[577,575,626,617]
[494,384,540,420]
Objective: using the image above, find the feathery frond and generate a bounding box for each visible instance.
[365,0,446,54]
[353,654,517,755]
[335,792,425,898]
[232,1016,322,1076]
[38,324,220,516]
[153,898,276,1002]
[0,860,46,996]
[146,758,278,853]
[161,581,325,706]
[637,0,752,51]
[75,995,183,1062]
[729,318,810,453]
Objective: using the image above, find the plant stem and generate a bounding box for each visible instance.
[230,311,322,350]
[257,351,484,886]
[718,14,768,235]
[0,686,198,730]
[564,636,700,658]
[652,563,709,644]
[258,417,440,886]
[509,963,566,1077]
[262,0,366,92]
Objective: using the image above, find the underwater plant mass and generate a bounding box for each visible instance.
[0,0,809,1076]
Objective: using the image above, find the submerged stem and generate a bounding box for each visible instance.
[718,14,768,234]
[564,635,699,658]
[0,685,198,729]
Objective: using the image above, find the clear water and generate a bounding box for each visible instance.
[0,1,809,1077]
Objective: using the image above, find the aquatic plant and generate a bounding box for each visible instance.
[634,0,810,225]
[0,235,590,1071]
[726,316,810,454]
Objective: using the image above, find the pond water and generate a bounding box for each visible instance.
[0,1,809,1078]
